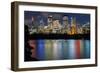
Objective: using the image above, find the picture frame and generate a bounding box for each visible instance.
[11,1,97,71]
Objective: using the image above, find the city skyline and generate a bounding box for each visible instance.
[24,11,90,35]
[24,11,90,26]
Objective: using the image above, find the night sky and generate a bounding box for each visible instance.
[24,11,90,26]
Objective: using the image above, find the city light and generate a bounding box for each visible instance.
[27,15,90,35]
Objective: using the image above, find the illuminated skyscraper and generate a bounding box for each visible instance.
[70,17,77,35]
[52,20,62,33]
[63,16,68,27]
[48,15,53,29]
[62,16,69,34]
[39,19,44,28]
[29,16,37,34]
[38,19,45,33]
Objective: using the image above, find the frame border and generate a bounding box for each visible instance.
[11,1,98,71]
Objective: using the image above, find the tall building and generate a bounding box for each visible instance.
[29,16,37,34]
[38,19,45,33]
[47,15,53,29]
[31,16,38,29]
[70,17,77,35]
[39,19,44,27]
[52,20,62,33]
[77,24,83,34]
[62,16,69,34]
[63,16,68,27]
